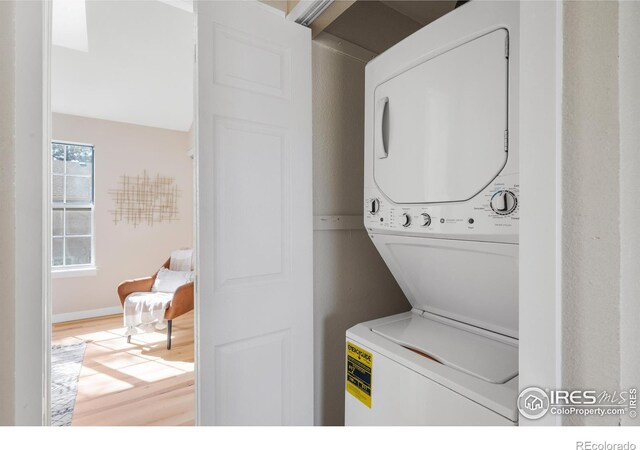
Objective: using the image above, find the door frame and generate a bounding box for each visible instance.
[518,1,564,426]
[13,0,563,425]
[37,0,201,425]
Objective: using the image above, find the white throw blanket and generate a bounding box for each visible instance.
[124,292,173,336]
[123,249,194,337]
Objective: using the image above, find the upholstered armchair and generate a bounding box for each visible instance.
[117,258,194,349]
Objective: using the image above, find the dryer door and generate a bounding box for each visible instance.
[373,29,509,204]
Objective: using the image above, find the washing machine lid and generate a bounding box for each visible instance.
[373,28,509,204]
[372,313,518,384]
[369,234,518,338]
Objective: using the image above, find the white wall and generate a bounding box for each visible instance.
[14,0,47,425]
[52,113,193,318]
[0,0,47,425]
[312,38,410,426]
[0,0,17,426]
[619,1,640,426]
[562,1,621,426]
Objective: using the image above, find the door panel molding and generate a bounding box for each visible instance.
[197,0,313,425]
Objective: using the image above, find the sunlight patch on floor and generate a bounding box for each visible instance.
[75,372,136,399]
[118,360,186,383]
[52,311,194,426]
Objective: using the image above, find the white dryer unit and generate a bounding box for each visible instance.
[346,1,520,425]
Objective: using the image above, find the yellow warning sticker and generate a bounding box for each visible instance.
[346,341,372,408]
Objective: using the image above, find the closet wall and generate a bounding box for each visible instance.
[312,36,410,426]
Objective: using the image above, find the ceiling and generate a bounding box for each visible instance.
[52,1,194,132]
[323,0,456,55]
[380,0,458,26]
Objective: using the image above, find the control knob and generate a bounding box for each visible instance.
[369,198,380,215]
[401,213,411,227]
[490,190,517,215]
[421,213,431,227]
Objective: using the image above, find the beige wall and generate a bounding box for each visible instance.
[0,0,16,426]
[260,0,287,14]
[562,1,640,426]
[323,1,422,54]
[619,0,640,426]
[312,40,409,426]
[52,113,193,317]
[562,1,621,425]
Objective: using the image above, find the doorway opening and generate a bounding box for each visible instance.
[48,0,196,426]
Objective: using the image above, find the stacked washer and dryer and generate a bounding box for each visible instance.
[345,2,520,425]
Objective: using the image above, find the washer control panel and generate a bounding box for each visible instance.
[365,173,519,243]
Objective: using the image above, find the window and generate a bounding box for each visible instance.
[52,141,95,271]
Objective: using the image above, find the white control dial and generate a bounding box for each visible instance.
[369,198,380,215]
[401,213,411,227]
[490,190,518,215]
[421,213,431,227]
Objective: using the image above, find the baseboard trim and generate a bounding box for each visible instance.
[52,306,122,324]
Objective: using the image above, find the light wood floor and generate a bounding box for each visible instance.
[52,311,194,426]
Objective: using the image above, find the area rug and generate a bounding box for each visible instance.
[51,341,86,426]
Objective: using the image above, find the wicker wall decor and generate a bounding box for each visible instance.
[109,171,179,227]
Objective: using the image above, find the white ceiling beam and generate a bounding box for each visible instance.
[287,0,333,26]
[287,0,357,38]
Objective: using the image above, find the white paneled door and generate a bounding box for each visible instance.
[197,1,313,425]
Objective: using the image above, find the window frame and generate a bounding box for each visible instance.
[51,140,96,274]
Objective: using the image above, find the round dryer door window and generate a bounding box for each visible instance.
[373,28,509,204]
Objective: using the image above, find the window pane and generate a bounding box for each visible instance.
[65,237,91,265]
[52,143,95,269]
[66,145,93,176]
[52,175,64,202]
[52,237,64,266]
[65,176,91,203]
[52,209,63,236]
[66,159,93,176]
[65,209,91,235]
[52,158,65,175]
[52,143,65,174]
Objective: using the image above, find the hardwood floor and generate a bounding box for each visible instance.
[52,311,194,426]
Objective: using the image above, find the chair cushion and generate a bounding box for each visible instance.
[152,267,194,293]
[170,248,194,271]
